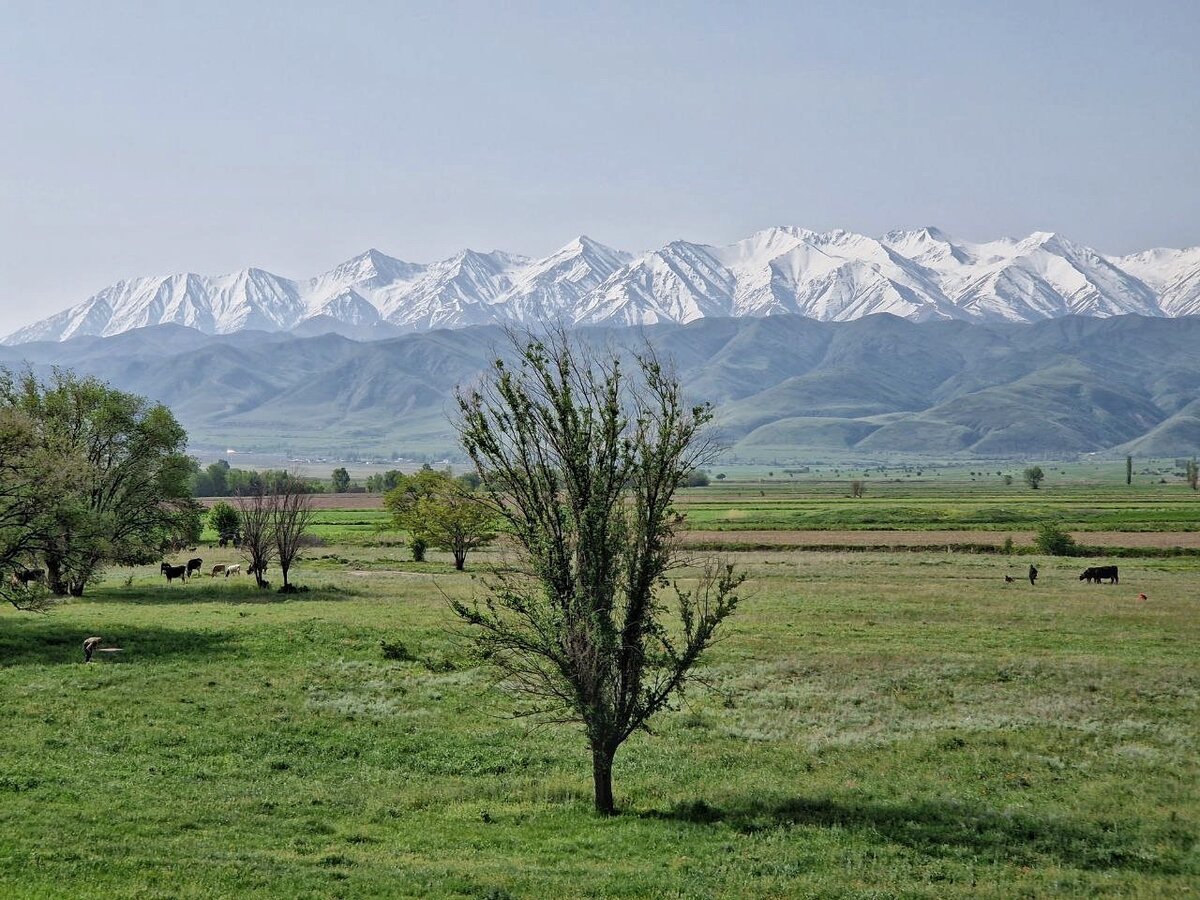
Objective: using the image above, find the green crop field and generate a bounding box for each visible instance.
[2,542,1197,898]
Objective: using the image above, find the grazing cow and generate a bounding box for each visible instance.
[1093,565,1118,584]
[210,564,227,577]
[224,564,241,577]
[185,557,203,579]
[247,563,268,579]
[1028,564,1038,586]
[161,562,187,583]
[1079,567,1098,584]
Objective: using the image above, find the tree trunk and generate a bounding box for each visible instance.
[454,551,465,571]
[45,556,68,596]
[592,746,616,816]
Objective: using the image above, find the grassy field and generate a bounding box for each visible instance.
[2,542,1197,898]
[220,473,1200,549]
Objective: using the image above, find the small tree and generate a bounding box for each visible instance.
[331,467,351,493]
[272,473,314,590]
[1126,455,1133,486]
[1003,474,1014,486]
[453,331,743,815]
[1035,522,1076,556]
[404,475,496,570]
[208,501,241,539]
[685,470,710,487]
[1187,458,1198,491]
[850,480,865,498]
[1023,466,1045,490]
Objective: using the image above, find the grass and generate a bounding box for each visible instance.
[2,543,1197,897]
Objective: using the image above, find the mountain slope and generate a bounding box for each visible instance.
[3,314,1197,458]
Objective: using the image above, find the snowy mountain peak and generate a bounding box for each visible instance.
[5,227,1198,345]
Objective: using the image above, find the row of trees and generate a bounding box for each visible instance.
[1,369,199,607]
[192,460,322,497]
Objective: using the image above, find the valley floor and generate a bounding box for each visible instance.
[1,544,1196,898]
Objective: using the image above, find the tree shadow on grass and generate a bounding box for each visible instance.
[644,796,1192,874]
[0,623,236,667]
[89,583,367,606]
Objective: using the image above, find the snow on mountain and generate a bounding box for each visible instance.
[6,228,1197,345]
[1112,246,1200,317]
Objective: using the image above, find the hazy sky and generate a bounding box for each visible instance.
[2,0,1198,333]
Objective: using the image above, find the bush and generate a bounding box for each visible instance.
[380,639,416,661]
[1023,466,1045,490]
[208,501,241,537]
[410,537,427,562]
[685,470,710,487]
[1034,522,1077,556]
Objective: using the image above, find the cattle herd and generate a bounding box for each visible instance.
[157,558,265,583]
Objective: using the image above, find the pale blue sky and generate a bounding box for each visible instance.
[2,0,1197,332]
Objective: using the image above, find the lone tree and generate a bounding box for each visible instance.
[453,332,743,815]
[385,469,495,570]
[208,501,241,540]
[272,473,314,590]
[331,467,351,493]
[1023,465,1045,490]
[1186,457,1198,491]
[1126,455,1133,486]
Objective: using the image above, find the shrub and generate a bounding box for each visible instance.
[685,470,710,487]
[1034,522,1077,556]
[410,536,427,562]
[380,639,416,661]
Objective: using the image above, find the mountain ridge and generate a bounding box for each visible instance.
[2,314,1197,459]
[7,227,1200,344]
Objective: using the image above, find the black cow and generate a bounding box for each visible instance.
[1028,564,1038,586]
[161,562,187,583]
[1081,565,1118,584]
[185,557,203,578]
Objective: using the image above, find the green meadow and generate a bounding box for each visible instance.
[2,542,1196,898]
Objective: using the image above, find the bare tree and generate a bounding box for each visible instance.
[236,485,276,589]
[272,473,314,590]
[453,330,744,815]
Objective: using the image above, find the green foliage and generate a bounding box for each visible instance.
[385,469,495,570]
[1023,466,1045,490]
[365,469,404,492]
[207,501,241,537]
[410,536,427,562]
[331,467,351,493]
[685,470,710,487]
[0,368,199,597]
[454,331,742,814]
[1034,522,1078,556]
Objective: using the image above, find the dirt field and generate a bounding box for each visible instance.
[678,529,1200,549]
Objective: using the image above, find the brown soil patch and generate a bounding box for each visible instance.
[678,529,1200,549]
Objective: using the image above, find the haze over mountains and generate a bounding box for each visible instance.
[2,314,1197,460]
[7,228,1200,344]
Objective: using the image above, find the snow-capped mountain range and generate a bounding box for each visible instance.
[7,227,1200,344]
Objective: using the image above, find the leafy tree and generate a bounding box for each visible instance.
[1,369,199,596]
[1023,466,1045,490]
[0,402,65,610]
[1187,458,1198,491]
[331,467,351,493]
[685,470,710,487]
[715,473,726,480]
[208,501,241,541]
[850,480,865,498]
[1003,474,1014,486]
[409,536,427,562]
[409,481,496,570]
[453,331,744,815]
[386,469,495,570]
[1034,522,1077,556]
